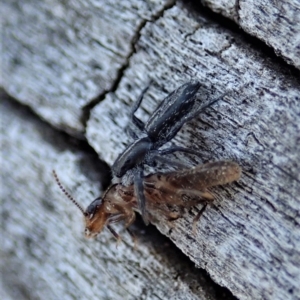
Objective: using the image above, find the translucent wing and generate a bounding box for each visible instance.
[143,161,241,208]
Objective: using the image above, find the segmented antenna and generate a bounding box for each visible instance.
[52,170,85,215]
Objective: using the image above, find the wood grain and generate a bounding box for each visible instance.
[202,0,300,69]
[1,1,299,299]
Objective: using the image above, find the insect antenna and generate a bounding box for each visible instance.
[52,170,85,216]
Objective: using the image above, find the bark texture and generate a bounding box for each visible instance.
[202,0,300,69]
[1,1,299,300]
[1,0,173,136]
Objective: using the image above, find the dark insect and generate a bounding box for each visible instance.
[112,81,225,224]
[53,161,241,241]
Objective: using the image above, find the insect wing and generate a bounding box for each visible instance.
[166,161,241,189]
[143,161,241,207]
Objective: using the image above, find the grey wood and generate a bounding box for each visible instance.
[1,0,299,299]
[1,0,172,136]
[202,0,300,69]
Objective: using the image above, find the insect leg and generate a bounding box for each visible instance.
[124,211,136,228]
[134,169,149,225]
[108,214,128,224]
[108,203,136,226]
[130,84,151,131]
[159,146,203,158]
[107,225,122,244]
[192,203,208,234]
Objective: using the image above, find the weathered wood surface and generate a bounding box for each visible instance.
[1,0,173,136]
[1,0,300,300]
[201,0,300,69]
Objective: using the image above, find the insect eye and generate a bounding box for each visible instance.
[85,198,102,219]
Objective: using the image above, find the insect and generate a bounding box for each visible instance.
[53,161,241,241]
[112,81,226,224]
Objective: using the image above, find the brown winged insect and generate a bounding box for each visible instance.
[53,161,241,241]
